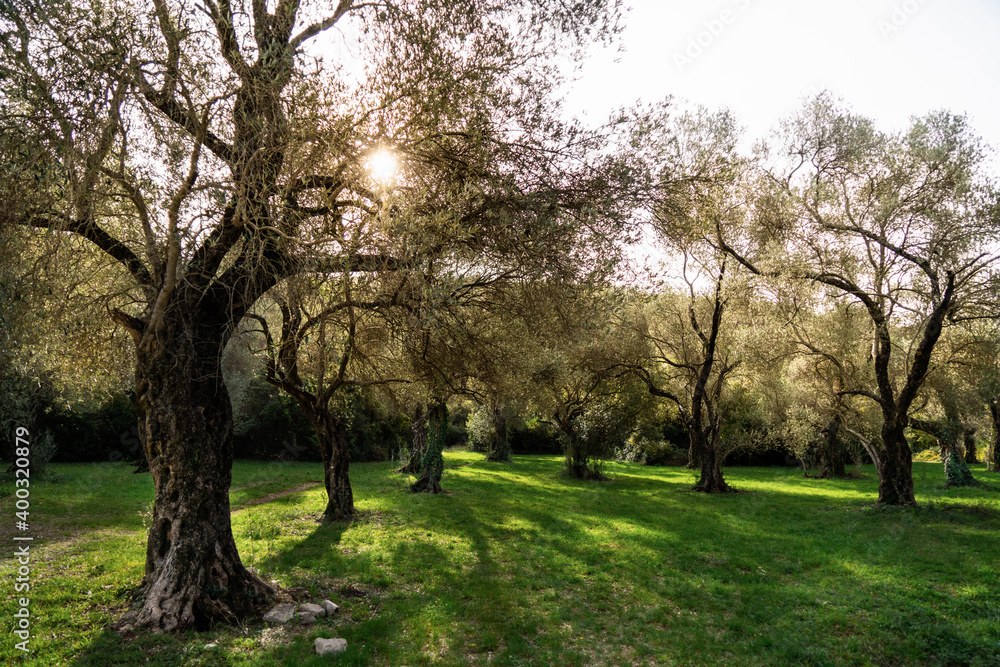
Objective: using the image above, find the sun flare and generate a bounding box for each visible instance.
[366,149,398,185]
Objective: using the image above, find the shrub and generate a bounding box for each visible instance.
[339,387,409,463]
[232,379,318,461]
[466,406,493,453]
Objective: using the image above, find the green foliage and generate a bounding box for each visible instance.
[232,378,319,462]
[913,448,942,463]
[338,386,410,463]
[465,405,493,453]
[231,380,410,463]
[944,451,977,487]
[509,416,562,454]
[445,404,470,449]
[614,403,689,465]
[616,436,688,466]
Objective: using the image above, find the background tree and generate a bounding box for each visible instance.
[622,103,761,492]
[247,271,401,519]
[724,93,1000,505]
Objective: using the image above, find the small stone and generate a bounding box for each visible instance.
[299,613,316,625]
[321,600,340,615]
[262,603,297,625]
[315,637,348,656]
[299,602,326,617]
[204,643,217,649]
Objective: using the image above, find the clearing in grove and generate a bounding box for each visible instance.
[1,450,998,666]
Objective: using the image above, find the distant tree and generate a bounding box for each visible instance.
[247,272,401,519]
[623,103,764,492]
[722,94,1000,505]
[523,284,633,479]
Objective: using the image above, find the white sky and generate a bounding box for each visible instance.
[563,0,1000,156]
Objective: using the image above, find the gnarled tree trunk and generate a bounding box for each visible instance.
[878,416,916,506]
[398,405,428,474]
[411,402,447,493]
[689,421,730,493]
[124,308,273,632]
[821,417,846,478]
[308,408,354,521]
[485,400,511,462]
[963,428,978,464]
[563,431,589,479]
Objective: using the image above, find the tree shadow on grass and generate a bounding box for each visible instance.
[63,456,1000,666]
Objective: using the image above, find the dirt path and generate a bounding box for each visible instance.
[231,481,323,512]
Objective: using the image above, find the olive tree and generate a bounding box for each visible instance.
[622,103,764,492]
[724,94,1000,505]
[1,0,626,630]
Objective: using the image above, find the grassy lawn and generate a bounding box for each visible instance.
[2,452,999,666]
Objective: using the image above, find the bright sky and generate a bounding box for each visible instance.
[564,0,1000,156]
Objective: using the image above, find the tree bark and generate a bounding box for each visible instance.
[398,405,428,474]
[989,400,1000,472]
[821,417,846,477]
[690,424,730,493]
[125,308,273,632]
[308,409,354,521]
[877,417,916,505]
[564,431,589,479]
[411,402,446,493]
[686,441,698,469]
[485,400,511,462]
[963,428,978,465]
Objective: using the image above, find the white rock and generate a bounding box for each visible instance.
[299,602,326,617]
[315,637,348,656]
[299,613,316,625]
[262,603,297,624]
[321,600,340,615]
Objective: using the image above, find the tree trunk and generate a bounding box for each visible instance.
[398,405,428,474]
[124,310,273,632]
[877,419,916,505]
[821,417,846,477]
[564,431,589,479]
[690,426,731,493]
[686,441,698,469]
[126,390,150,473]
[411,402,446,493]
[312,410,354,521]
[485,400,511,462]
[990,400,999,472]
[963,429,978,465]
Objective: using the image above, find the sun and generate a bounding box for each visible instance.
[366,148,398,186]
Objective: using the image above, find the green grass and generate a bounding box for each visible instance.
[2,453,999,665]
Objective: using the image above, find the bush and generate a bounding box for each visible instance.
[913,448,941,463]
[616,437,688,466]
[339,387,409,463]
[466,406,493,453]
[1,369,141,466]
[232,379,318,461]
[445,404,470,449]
